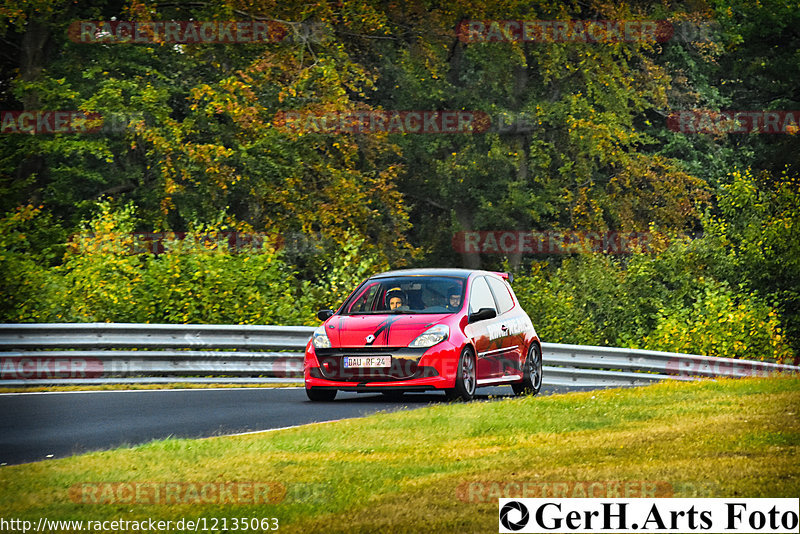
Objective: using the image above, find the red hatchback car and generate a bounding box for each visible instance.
[304,268,542,401]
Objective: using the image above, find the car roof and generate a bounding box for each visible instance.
[369,268,504,280]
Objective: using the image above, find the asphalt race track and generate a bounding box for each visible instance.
[0,384,589,465]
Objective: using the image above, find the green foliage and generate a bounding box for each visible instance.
[641,281,791,363]
[0,202,322,325]
[701,168,800,358]
[394,0,710,269]
[513,255,625,346]
[0,205,65,321]
[512,235,794,364]
[305,232,391,313]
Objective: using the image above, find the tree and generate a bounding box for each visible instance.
[369,0,710,268]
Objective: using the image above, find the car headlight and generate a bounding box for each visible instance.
[409,324,449,348]
[312,324,332,349]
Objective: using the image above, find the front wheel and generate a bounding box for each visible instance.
[446,347,477,401]
[306,388,337,401]
[512,343,542,396]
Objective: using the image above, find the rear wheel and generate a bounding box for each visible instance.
[446,347,477,401]
[306,388,337,401]
[512,343,542,396]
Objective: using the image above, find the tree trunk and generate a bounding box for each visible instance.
[455,203,481,269]
[17,19,51,204]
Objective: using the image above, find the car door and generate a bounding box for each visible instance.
[485,275,526,377]
[466,275,505,379]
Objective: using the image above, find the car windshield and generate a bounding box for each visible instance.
[342,276,466,315]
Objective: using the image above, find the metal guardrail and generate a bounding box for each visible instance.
[0,323,798,387]
[0,323,313,350]
[540,342,798,387]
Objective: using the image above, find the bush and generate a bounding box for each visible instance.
[513,255,625,346]
[0,202,393,326]
[2,200,795,365]
[512,236,794,364]
[702,168,800,361]
[0,205,65,322]
[2,202,322,325]
[640,281,791,362]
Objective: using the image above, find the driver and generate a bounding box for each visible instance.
[386,287,407,311]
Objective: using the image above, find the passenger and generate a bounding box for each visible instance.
[447,287,462,311]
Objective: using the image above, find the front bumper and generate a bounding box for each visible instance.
[304,341,459,390]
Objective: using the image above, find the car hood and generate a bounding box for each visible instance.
[326,314,450,348]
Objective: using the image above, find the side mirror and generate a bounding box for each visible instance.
[316,309,334,321]
[468,307,497,323]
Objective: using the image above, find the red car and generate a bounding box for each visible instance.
[304,268,542,401]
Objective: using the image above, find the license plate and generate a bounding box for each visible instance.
[343,356,391,368]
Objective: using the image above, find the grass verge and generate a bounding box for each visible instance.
[0,377,798,533]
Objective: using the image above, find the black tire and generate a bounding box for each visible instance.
[446,347,477,401]
[512,342,543,396]
[306,388,337,401]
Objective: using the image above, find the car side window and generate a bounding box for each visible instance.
[346,283,379,313]
[469,276,497,315]
[487,276,515,315]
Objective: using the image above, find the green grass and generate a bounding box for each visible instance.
[1,377,798,533]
